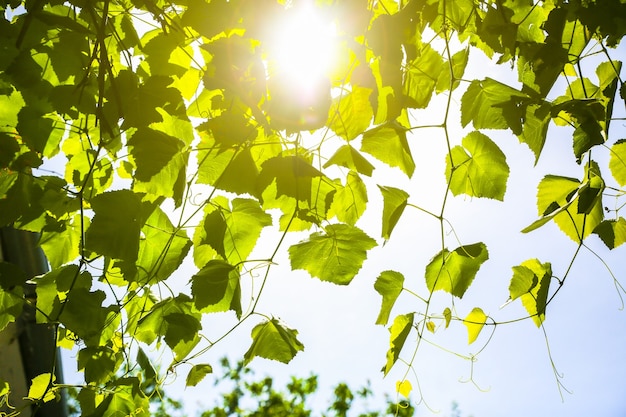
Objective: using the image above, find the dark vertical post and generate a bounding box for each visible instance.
[0,227,68,417]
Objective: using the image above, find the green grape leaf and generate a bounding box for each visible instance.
[323,145,375,177]
[329,171,368,225]
[84,190,145,262]
[0,287,23,332]
[191,260,241,317]
[223,198,272,264]
[517,103,552,162]
[128,128,185,181]
[593,218,626,249]
[551,99,605,162]
[244,318,304,365]
[425,243,489,298]
[135,295,201,361]
[446,131,509,200]
[78,347,122,384]
[464,307,487,344]
[523,163,604,241]
[27,373,57,403]
[136,348,157,383]
[508,259,552,327]
[39,216,82,269]
[186,364,213,387]
[289,224,377,285]
[436,47,469,93]
[609,139,626,186]
[404,43,445,108]
[362,123,415,177]
[328,86,374,141]
[136,207,192,284]
[374,270,404,325]
[382,313,414,376]
[461,78,528,134]
[443,307,452,328]
[378,185,409,240]
[257,155,324,204]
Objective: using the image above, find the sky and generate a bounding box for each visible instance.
[53,5,626,417]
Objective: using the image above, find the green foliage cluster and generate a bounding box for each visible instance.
[0,0,625,415]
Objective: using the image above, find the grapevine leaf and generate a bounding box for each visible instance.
[378,185,409,240]
[445,131,510,200]
[593,218,626,249]
[425,243,489,298]
[328,86,374,141]
[127,127,185,181]
[0,287,23,332]
[374,270,404,325]
[396,380,412,398]
[191,260,242,317]
[362,123,415,177]
[27,373,57,403]
[186,364,213,387]
[383,313,414,376]
[461,78,529,134]
[517,103,552,162]
[443,307,451,328]
[78,347,122,384]
[464,307,487,344]
[257,155,324,204]
[223,198,272,265]
[84,190,145,262]
[243,318,304,365]
[289,224,377,285]
[323,145,374,177]
[609,139,626,186]
[523,163,604,241]
[136,207,192,284]
[404,43,445,108]
[508,259,552,327]
[329,171,368,225]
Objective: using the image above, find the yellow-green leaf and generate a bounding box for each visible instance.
[463,307,487,344]
[396,380,412,398]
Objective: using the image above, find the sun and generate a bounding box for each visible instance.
[265,2,339,95]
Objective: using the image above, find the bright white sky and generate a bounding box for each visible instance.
[59,4,626,417]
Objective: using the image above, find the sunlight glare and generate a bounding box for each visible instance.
[267,3,338,95]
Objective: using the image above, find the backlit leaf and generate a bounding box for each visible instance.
[324,145,375,177]
[329,171,368,225]
[244,318,304,365]
[383,313,414,376]
[446,131,510,200]
[328,86,374,141]
[374,270,404,325]
[27,373,57,403]
[463,307,487,344]
[396,380,412,397]
[186,364,213,387]
[461,78,528,134]
[508,259,552,327]
[443,307,452,328]
[609,139,626,186]
[289,224,377,285]
[425,243,489,298]
[84,190,144,262]
[191,260,241,317]
[0,287,23,332]
[378,185,409,240]
[362,123,415,177]
[593,218,626,249]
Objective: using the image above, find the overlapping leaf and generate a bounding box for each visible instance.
[289,223,377,285]
[244,319,304,365]
[425,243,489,298]
[445,131,509,200]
